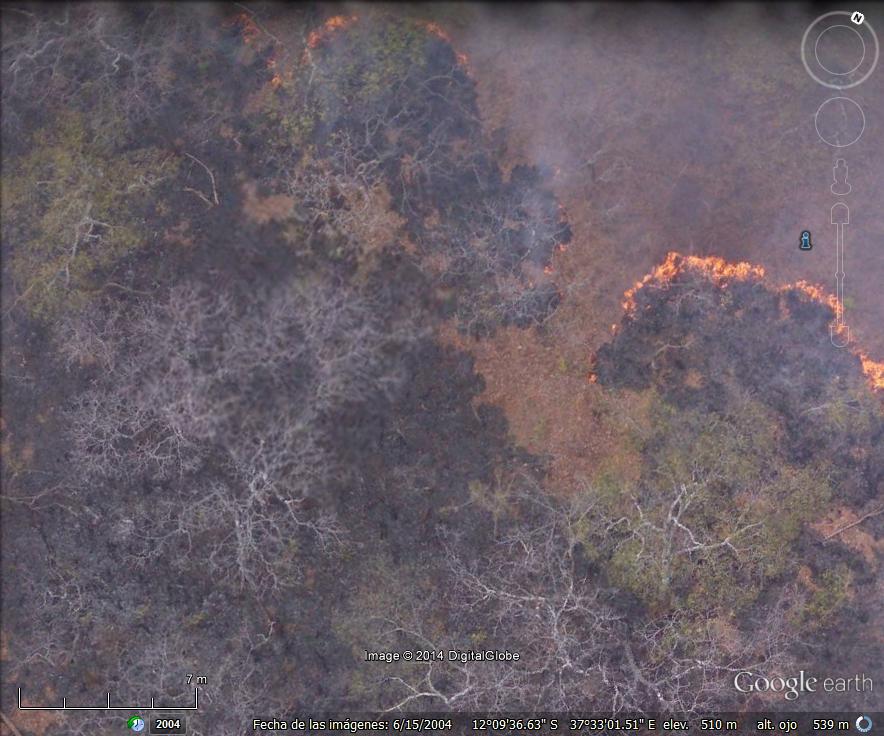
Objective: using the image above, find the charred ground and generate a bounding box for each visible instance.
[1,3,881,732]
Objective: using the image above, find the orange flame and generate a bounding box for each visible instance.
[307,15,358,50]
[302,16,469,72]
[228,12,261,45]
[263,50,294,90]
[858,353,884,391]
[785,279,842,320]
[622,252,765,313]
[419,21,452,43]
[417,20,470,71]
[781,282,883,392]
[617,251,882,394]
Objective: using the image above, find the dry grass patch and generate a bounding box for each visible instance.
[437,320,646,496]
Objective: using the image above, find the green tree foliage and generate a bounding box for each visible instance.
[349,483,800,713]
[2,112,177,320]
[601,397,831,614]
[1,4,192,140]
[310,17,430,118]
[257,13,569,334]
[801,564,853,631]
[592,254,881,633]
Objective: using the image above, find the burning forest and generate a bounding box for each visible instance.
[1,3,881,732]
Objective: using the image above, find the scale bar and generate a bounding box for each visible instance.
[18,687,200,711]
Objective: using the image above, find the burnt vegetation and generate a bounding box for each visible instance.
[1,4,881,732]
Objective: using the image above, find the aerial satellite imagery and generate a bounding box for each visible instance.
[0,3,881,735]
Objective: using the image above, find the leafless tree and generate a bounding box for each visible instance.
[375,482,799,713]
[284,132,390,255]
[2,4,197,136]
[605,479,764,590]
[11,612,285,736]
[59,280,416,593]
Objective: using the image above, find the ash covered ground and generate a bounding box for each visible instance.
[1,3,881,733]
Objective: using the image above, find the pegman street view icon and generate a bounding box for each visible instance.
[799,230,813,250]
[831,159,851,195]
